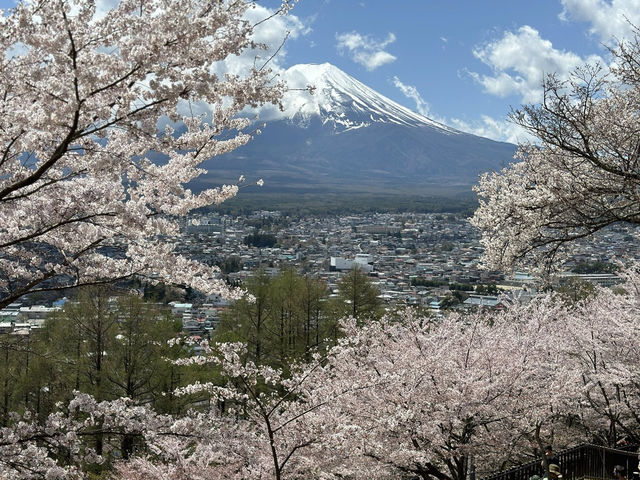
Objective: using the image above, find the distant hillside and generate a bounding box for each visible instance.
[204,189,479,217]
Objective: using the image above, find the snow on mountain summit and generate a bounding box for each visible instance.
[279,63,459,134]
[206,63,517,191]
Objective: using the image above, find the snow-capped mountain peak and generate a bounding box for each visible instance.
[201,62,516,193]
[279,63,459,134]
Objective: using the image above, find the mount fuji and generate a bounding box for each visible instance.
[199,63,517,193]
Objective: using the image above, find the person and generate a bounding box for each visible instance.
[548,464,563,480]
[543,446,560,468]
[539,445,562,480]
[614,465,627,480]
[540,445,560,473]
[539,464,562,480]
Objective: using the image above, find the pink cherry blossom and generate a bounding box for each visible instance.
[0,0,293,308]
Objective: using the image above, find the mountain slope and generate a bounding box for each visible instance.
[279,63,455,131]
[198,63,516,193]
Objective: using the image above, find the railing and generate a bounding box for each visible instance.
[481,444,640,480]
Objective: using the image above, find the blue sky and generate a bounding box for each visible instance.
[3,0,640,143]
[255,0,640,143]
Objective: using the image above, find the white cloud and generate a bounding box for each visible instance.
[5,42,28,60]
[167,4,309,123]
[392,76,432,117]
[355,50,396,71]
[390,75,526,143]
[207,4,310,121]
[559,0,640,43]
[449,115,534,145]
[470,25,603,103]
[214,4,310,76]
[336,31,397,71]
[95,0,120,19]
[87,2,307,77]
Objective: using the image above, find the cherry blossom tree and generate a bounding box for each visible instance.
[316,277,640,480]
[301,305,586,480]
[563,269,640,446]
[0,0,294,308]
[0,393,170,478]
[129,275,640,480]
[0,387,286,479]
[471,33,640,273]
[166,339,347,480]
[6,283,640,479]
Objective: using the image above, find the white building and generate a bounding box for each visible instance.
[330,254,374,273]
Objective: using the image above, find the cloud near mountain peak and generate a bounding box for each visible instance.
[336,31,397,71]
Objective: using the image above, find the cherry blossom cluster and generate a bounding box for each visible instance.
[4,272,640,478]
[116,273,640,479]
[0,0,287,308]
[471,36,640,275]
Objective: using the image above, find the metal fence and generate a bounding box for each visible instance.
[481,444,640,480]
